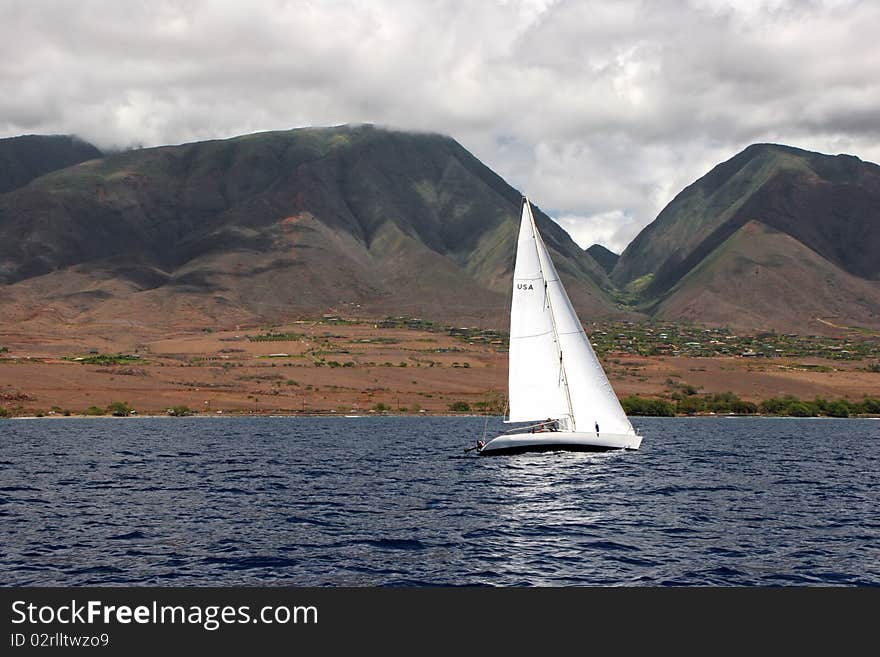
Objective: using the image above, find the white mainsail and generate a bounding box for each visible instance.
[507,198,635,436]
[507,201,571,422]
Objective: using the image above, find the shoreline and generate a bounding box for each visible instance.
[4,413,878,421]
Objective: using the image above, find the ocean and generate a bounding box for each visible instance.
[1,416,878,586]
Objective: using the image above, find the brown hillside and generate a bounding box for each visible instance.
[655,221,880,333]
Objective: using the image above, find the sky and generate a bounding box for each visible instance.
[2,0,878,252]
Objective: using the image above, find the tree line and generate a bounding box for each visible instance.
[622,393,880,417]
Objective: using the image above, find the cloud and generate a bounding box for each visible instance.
[554,210,639,253]
[2,0,879,251]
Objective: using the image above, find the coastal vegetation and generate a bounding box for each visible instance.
[621,396,676,416]
[622,393,880,417]
[107,401,134,416]
[166,405,193,416]
[1,393,877,418]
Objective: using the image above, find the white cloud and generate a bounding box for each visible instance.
[2,0,879,250]
[554,210,638,253]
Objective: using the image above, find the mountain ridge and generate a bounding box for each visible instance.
[586,244,619,274]
[613,143,880,291]
[1,130,877,334]
[0,125,621,330]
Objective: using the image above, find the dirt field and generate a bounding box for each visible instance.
[1,318,878,417]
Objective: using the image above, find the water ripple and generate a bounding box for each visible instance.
[0,416,878,585]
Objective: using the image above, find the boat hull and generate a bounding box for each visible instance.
[479,431,642,456]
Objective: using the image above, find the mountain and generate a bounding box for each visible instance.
[612,143,880,332]
[0,125,618,330]
[586,244,619,274]
[0,135,102,194]
[4,132,876,336]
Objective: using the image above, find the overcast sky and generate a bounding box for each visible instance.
[2,0,878,252]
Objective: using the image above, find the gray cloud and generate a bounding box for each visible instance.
[2,0,878,252]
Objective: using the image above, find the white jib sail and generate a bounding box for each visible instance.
[508,199,635,436]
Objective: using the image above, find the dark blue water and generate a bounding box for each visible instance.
[1,416,878,586]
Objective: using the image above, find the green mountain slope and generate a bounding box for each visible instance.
[0,134,101,194]
[586,244,619,274]
[613,144,880,296]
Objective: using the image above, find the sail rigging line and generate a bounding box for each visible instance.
[509,329,554,340]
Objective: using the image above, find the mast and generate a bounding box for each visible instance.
[525,198,576,429]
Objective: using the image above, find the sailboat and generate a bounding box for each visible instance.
[478,198,642,455]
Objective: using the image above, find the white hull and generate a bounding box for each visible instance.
[480,431,642,455]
